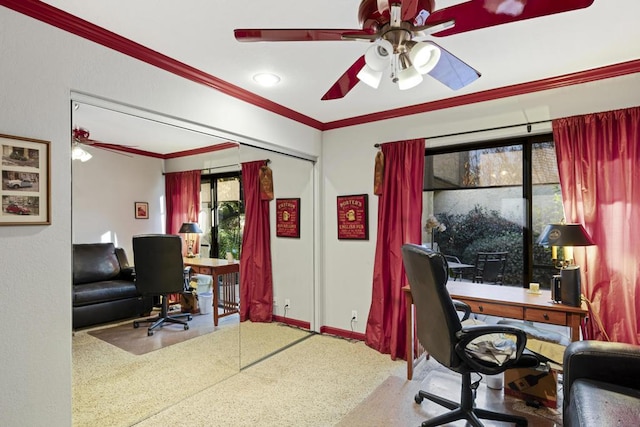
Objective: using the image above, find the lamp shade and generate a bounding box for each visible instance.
[407,41,441,75]
[537,223,594,247]
[179,222,203,234]
[356,64,383,88]
[364,39,393,72]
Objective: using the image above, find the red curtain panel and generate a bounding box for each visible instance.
[239,160,273,322]
[365,139,425,359]
[165,170,201,254]
[553,106,640,345]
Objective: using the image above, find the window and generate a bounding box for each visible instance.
[200,173,244,259]
[424,135,563,287]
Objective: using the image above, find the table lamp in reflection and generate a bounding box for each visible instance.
[537,223,594,306]
[179,222,203,258]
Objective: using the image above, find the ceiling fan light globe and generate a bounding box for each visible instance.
[397,66,423,90]
[364,39,393,71]
[72,145,92,162]
[357,65,383,88]
[409,42,441,75]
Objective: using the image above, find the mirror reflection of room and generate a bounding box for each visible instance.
[71,102,315,425]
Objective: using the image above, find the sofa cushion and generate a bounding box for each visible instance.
[568,379,640,427]
[73,243,121,284]
[73,280,140,306]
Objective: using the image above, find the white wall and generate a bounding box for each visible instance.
[320,74,640,334]
[72,147,165,256]
[0,8,318,427]
[164,145,317,327]
[2,5,640,425]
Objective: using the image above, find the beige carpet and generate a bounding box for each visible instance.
[74,327,564,427]
[336,357,563,426]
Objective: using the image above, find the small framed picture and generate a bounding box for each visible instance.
[276,198,300,238]
[135,202,149,219]
[1,133,51,225]
[337,194,369,240]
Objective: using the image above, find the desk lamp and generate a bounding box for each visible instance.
[537,223,594,306]
[179,222,203,258]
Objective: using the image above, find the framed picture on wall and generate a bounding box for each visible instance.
[135,201,149,219]
[276,198,300,238]
[337,194,369,240]
[0,133,51,225]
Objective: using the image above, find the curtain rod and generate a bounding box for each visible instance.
[373,119,552,148]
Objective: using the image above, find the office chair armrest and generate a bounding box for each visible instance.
[456,324,528,374]
[452,299,471,321]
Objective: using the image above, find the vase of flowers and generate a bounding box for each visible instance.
[425,214,446,250]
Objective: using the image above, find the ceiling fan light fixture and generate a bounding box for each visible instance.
[356,64,383,88]
[252,72,281,87]
[397,53,423,90]
[72,144,92,162]
[408,41,441,75]
[364,39,393,71]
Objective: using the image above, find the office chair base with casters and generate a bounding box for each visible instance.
[415,371,528,427]
[133,296,192,336]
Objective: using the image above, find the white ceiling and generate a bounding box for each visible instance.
[44,0,640,154]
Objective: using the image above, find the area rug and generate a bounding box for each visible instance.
[87,311,235,355]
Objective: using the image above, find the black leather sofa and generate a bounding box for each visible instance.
[73,243,154,329]
[563,340,640,426]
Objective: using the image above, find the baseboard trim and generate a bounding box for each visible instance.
[320,325,365,342]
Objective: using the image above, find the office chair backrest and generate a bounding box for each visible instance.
[133,234,185,296]
[402,244,463,369]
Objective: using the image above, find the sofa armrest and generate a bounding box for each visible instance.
[563,340,640,409]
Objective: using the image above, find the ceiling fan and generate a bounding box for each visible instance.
[234,0,595,100]
[72,127,134,161]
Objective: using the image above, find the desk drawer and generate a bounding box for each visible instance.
[465,301,523,319]
[525,308,566,325]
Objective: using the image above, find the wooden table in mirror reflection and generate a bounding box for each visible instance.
[183,257,240,326]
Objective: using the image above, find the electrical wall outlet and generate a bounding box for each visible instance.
[273,297,278,306]
[351,310,358,322]
[284,298,291,308]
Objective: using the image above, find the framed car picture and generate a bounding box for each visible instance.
[0,133,51,225]
[336,194,369,240]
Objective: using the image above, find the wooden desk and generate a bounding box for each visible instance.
[183,257,240,326]
[403,282,587,380]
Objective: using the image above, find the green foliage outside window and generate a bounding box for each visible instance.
[434,206,554,286]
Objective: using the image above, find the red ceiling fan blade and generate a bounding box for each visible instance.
[321,56,366,100]
[234,28,375,42]
[427,0,595,37]
[427,42,480,90]
[400,0,420,21]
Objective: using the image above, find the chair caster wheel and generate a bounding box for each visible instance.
[133,322,139,328]
[147,330,154,336]
[187,315,193,321]
[414,394,423,404]
[184,324,189,330]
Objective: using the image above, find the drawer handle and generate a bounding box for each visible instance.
[478,305,484,312]
[543,313,549,320]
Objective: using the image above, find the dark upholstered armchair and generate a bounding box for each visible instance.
[401,244,540,427]
[132,234,192,336]
[563,340,640,426]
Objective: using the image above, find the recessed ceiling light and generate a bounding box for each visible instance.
[253,73,281,87]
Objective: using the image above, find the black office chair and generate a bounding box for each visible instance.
[132,234,192,336]
[401,244,540,427]
[473,251,508,285]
